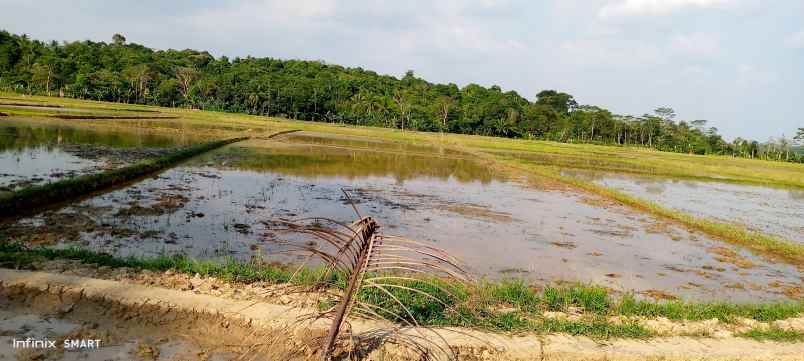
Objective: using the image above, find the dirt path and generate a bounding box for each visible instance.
[1,269,802,361]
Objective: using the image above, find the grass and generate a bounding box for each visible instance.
[1,241,801,340]
[615,294,804,323]
[739,327,804,342]
[0,103,177,119]
[0,136,248,217]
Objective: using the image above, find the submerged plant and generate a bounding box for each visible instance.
[266,191,470,360]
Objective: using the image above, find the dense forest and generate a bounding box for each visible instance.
[1,31,802,162]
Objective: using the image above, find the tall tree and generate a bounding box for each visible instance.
[175,66,199,105]
[112,33,126,45]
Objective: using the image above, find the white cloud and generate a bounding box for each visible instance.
[182,0,337,31]
[559,37,664,69]
[599,0,730,18]
[669,32,722,57]
[785,30,804,49]
[736,64,777,87]
[680,65,713,78]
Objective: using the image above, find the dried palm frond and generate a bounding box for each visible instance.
[263,190,471,360]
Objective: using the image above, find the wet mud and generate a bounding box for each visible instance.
[3,132,801,302]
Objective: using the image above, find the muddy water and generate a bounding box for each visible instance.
[10,132,800,302]
[0,119,187,191]
[562,170,804,243]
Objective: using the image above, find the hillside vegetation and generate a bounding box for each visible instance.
[1,30,802,163]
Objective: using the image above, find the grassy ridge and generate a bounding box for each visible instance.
[738,327,804,342]
[1,242,801,340]
[0,137,248,217]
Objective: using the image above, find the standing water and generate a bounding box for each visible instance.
[7,132,801,302]
[562,169,804,243]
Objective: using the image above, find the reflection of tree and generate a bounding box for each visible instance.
[789,190,804,201]
[0,122,178,152]
[644,182,666,195]
[220,146,497,185]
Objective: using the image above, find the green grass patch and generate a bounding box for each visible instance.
[738,327,804,342]
[540,317,652,338]
[615,294,804,322]
[0,137,248,217]
[543,285,611,314]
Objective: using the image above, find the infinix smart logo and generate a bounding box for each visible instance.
[11,338,57,349]
[11,338,102,349]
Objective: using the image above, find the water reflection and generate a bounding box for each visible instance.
[200,140,499,184]
[0,119,190,190]
[7,136,800,302]
[562,169,804,243]
[3,126,802,302]
[0,119,185,151]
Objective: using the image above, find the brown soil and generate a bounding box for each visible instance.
[2,267,804,361]
[0,271,313,360]
[640,289,679,301]
[435,204,515,222]
[1,207,143,246]
[709,246,757,269]
[549,241,577,249]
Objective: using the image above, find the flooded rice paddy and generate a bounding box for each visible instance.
[562,170,804,243]
[2,117,801,303]
[0,119,194,192]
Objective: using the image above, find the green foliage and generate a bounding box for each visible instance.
[540,317,652,338]
[0,30,798,162]
[543,285,611,314]
[356,277,460,324]
[485,280,541,312]
[738,327,804,342]
[616,295,804,322]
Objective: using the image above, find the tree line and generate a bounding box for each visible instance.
[1,31,802,163]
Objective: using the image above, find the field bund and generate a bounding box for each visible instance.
[2,268,804,361]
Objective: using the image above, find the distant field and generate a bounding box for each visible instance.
[4,93,800,190]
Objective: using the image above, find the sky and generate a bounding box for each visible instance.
[1,0,802,141]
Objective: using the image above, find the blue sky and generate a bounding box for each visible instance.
[1,0,802,140]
